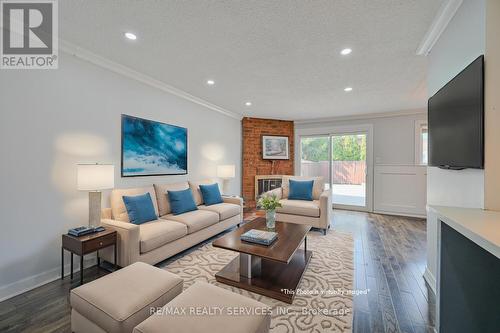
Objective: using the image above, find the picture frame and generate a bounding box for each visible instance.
[262,135,289,160]
[121,114,188,177]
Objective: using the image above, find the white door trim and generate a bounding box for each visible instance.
[414,119,428,166]
[295,124,374,212]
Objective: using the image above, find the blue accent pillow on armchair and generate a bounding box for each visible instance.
[167,188,198,215]
[122,193,157,225]
[199,183,223,206]
[288,179,314,201]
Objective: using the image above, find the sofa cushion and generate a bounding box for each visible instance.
[139,220,188,253]
[70,262,183,333]
[277,199,320,217]
[111,186,159,222]
[199,202,240,220]
[288,179,314,201]
[153,182,190,216]
[123,193,158,225]
[133,281,271,333]
[161,210,219,234]
[282,176,324,200]
[199,183,223,206]
[167,188,198,215]
[188,179,217,206]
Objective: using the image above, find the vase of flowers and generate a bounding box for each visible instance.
[257,194,282,230]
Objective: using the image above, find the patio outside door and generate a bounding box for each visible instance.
[299,126,372,212]
[331,133,367,210]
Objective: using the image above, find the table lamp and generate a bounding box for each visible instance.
[77,164,115,226]
[217,164,235,195]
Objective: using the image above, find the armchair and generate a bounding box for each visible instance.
[264,176,332,234]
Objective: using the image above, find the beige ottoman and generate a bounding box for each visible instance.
[71,262,183,333]
[133,282,271,333]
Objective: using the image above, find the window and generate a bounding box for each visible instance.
[415,120,428,165]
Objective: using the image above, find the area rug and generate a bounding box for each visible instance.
[163,229,354,333]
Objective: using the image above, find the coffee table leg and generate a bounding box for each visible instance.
[80,255,84,285]
[61,248,64,280]
[304,236,307,260]
[240,254,261,278]
[114,244,118,271]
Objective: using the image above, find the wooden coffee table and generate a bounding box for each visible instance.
[212,217,312,304]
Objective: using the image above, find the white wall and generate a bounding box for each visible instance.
[295,111,427,217]
[374,165,427,217]
[0,52,242,300]
[484,0,500,210]
[425,0,486,293]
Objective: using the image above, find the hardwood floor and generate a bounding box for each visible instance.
[0,265,109,333]
[333,210,436,333]
[0,210,435,333]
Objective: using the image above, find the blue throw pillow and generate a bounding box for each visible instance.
[199,183,223,206]
[288,179,314,201]
[122,193,157,225]
[167,188,198,215]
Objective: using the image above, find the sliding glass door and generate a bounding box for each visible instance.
[299,136,330,189]
[299,127,372,212]
[331,133,367,208]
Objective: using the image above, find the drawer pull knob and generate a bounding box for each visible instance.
[99,242,103,246]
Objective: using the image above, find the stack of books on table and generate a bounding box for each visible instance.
[241,229,278,246]
[68,226,105,237]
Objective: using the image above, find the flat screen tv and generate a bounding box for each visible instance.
[428,55,484,170]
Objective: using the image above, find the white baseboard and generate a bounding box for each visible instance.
[0,257,96,302]
[373,210,427,219]
[423,266,437,295]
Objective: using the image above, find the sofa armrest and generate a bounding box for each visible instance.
[101,208,112,219]
[222,196,244,217]
[263,187,283,200]
[319,189,332,230]
[100,218,140,267]
[222,196,243,206]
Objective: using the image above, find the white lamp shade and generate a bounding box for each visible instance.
[217,165,235,179]
[77,164,115,191]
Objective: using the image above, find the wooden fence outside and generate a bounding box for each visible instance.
[301,160,366,185]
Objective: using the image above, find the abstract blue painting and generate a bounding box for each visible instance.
[121,115,187,177]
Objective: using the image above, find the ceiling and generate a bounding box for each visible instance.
[60,0,443,120]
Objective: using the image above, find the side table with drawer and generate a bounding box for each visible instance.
[61,229,117,286]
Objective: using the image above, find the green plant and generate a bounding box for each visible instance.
[257,194,282,211]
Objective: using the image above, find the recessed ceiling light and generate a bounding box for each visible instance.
[340,48,352,55]
[124,32,137,40]
[206,79,215,86]
[245,102,252,106]
[344,87,353,92]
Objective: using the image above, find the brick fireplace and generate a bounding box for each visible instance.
[242,117,295,208]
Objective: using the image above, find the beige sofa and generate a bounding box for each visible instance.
[99,179,242,267]
[266,176,332,234]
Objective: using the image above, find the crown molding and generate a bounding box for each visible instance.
[416,0,463,56]
[294,108,427,125]
[59,40,243,120]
